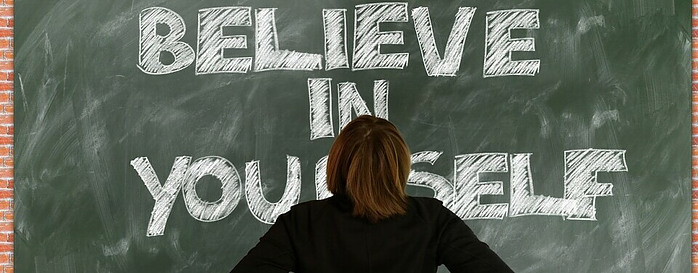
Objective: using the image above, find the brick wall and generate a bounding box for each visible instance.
[1,0,10,272]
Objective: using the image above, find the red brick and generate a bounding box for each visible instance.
[0,83,11,91]
[0,253,9,264]
[0,191,11,200]
[6,266,14,273]
[0,115,11,124]
[7,19,11,28]
[3,105,11,114]
[3,212,11,221]
[0,62,10,71]
[3,0,13,5]
[0,200,11,211]
[0,8,12,18]
[0,40,10,50]
[0,244,11,253]
[0,39,12,49]
[0,223,11,233]
[2,147,11,157]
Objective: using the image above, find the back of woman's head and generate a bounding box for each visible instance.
[326,115,411,222]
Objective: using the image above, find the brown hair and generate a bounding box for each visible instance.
[326,115,411,222]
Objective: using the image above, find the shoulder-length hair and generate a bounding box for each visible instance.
[326,115,411,222]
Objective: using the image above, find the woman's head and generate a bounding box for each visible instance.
[326,115,411,222]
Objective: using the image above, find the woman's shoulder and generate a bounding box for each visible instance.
[406,196,451,223]
[277,198,334,222]
[279,196,449,224]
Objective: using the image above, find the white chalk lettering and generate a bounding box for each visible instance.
[138,7,195,75]
[509,153,578,217]
[130,156,191,237]
[314,155,333,200]
[338,80,390,130]
[452,153,509,219]
[484,9,540,77]
[564,149,627,220]
[244,156,302,224]
[412,7,476,77]
[323,9,350,70]
[308,78,335,140]
[131,148,630,236]
[182,156,242,222]
[255,8,323,71]
[196,7,252,74]
[408,151,455,205]
[352,3,409,70]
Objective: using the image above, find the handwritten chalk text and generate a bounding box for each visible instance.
[131,149,626,236]
[138,4,540,77]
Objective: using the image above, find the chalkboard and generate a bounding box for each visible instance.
[14,0,691,272]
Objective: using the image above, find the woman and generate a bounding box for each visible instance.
[231,115,513,273]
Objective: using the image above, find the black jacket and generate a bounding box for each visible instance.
[231,195,514,273]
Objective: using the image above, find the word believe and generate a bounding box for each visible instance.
[131,149,627,237]
[138,4,541,77]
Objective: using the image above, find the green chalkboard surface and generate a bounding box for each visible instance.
[15,0,691,272]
